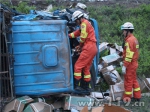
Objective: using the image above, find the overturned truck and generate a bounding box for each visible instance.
[1,2,100,101]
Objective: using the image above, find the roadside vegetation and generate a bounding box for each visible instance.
[88,3,150,77]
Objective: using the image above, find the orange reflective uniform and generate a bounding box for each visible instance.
[123,34,141,99]
[69,18,97,82]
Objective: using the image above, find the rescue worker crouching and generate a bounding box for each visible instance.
[68,11,98,91]
[121,22,141,101]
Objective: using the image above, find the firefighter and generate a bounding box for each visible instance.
[68,10,97,91]
[121,22,141,101]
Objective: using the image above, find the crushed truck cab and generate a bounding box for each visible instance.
[8,18,100,96]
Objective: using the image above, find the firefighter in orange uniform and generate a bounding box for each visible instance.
[68,11,97,91]
[121,22,141,101]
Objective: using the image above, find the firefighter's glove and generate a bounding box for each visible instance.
[122,66,126,75]
[120,62,123,67]
[75,45,81,52]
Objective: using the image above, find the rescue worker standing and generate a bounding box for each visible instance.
[121,22,141,101]
[68,11,98,91]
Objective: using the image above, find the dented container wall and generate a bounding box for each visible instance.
[8,20,73,96]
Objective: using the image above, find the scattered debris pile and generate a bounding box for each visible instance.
[4,95,133,112]
[97,42,124,100]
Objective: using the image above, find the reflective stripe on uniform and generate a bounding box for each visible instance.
[125,57,132,62]
[88,83,91,88]
[134,87,140,91]
[125,91,132,95]
[80,22,88,39]
[84,74,91,78]
[74,72,81,76]
[80,38,84,43]
[71,33,75,38]
[125,42,134,59]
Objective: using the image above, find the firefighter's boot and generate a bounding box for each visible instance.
[85,81,93,92]
[74,79,84,91]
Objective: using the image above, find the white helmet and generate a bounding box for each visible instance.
[121,22,134,30]
[76,3,87,10]
[83,13,89,20]
[72,10,84,21]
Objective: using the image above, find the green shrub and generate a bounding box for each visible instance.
[0,1,36,13]
[88,4,150,76]
[13,2,36,14]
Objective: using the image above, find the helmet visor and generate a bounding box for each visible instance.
[120,25,124,30]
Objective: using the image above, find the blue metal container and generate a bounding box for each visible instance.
[8,20,74,96]
[90,19,100,79]
[8,19,100,96]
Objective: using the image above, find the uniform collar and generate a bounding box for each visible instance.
[81,18,86,22]
[125,33,133,41]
